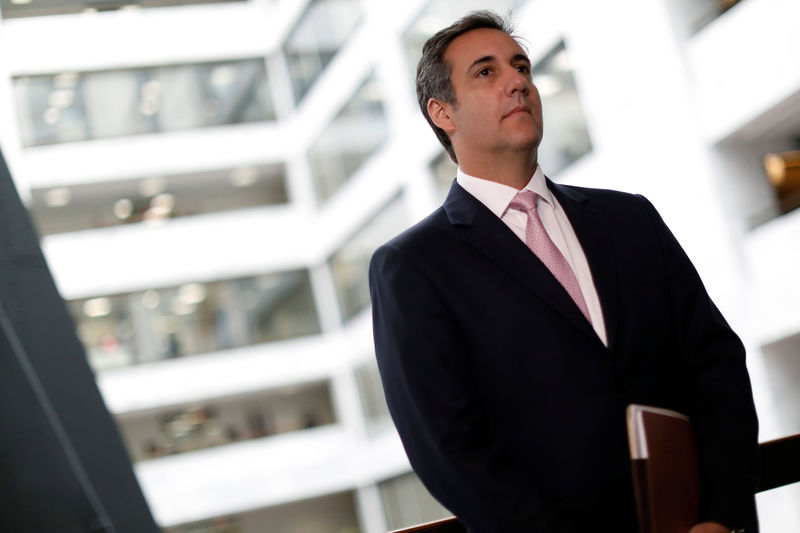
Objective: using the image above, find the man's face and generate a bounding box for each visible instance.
[434,28,543,163]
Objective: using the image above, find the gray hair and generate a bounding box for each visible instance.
[415,10,517,163]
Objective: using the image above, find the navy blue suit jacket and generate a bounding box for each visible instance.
[369,180,759,532]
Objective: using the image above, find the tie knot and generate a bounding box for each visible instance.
[508,189,539,214]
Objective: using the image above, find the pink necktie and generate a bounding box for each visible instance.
[508,190,591,323]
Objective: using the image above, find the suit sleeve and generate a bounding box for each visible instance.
[639,195,760,531]
[369,243,585,533]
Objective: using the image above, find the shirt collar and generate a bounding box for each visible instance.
[456,166,553,219]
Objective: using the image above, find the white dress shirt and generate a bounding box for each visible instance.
[456,166,608,346]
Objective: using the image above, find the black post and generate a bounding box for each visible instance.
[0,146,159,533]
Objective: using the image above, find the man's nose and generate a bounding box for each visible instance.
[506,70,530,96]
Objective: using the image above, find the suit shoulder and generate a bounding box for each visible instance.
[562,183,644,204]
[374,206,451,257]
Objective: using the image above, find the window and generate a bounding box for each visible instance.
[429,151,458,200]
[533,41,593,175]
[0,0,244,19]
[379,472,451,531]
[307,75,387,203]
[282,0,361,104]
[162,491,361,533]
[328,195,408,322]
[28,164,288,236]
[354,360,391,432]
[118,381,335,461]
[764,150,800,215]
[70,270,321,372]
[14,59,274,146]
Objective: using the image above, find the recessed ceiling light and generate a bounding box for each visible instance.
[83,297,112,318]
[178,283,207,305]
[48,89,75,108]
[113,198,134,219]
[139,176,166,197]
[149,193,175,216]
[44,187,71,207]
[54,73,79,89]
[230,167,259,187]
[43,107,62,125]
[142,290,160,309]
[210,65,237,87]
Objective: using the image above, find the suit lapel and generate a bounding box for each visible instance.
[548,180,620,350]
[443,181,598,343]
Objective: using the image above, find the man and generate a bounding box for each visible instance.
[369,10,758,533]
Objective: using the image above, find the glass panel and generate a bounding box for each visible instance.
[83,70,153,138]
[379,472,451,531]
[429,151,458,200]
[118,381,335,461]
[283,0,362,103]
[354,359,391,432]
[534,42,593,175]
[13,74,90,146]
[0,0,245,19]
[165,515,241,533]
[73,295,138,370]
[164,492,362,533]
[307,75,387,202]
[69,270,321,372]
[152,65,207,131]
[13,59,274,146]
[328,195,408,322]
[28,164,288,236]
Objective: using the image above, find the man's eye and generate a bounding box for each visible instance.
[478,68,491,77]
[516,65,530,74]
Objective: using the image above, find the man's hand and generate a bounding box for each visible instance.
[688,522,730,533]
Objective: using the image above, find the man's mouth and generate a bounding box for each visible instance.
[503,105,531,119]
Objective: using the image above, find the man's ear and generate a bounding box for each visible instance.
[427,98,455,134]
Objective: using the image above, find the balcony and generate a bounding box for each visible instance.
[686,0,800,144]
[135,424,409,527]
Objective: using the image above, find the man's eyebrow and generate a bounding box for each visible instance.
[467,53,532,72]
[513,54,532,66]
[467,55,495,72]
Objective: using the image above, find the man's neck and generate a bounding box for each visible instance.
[458,152,538,190]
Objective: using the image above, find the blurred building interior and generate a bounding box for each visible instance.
[0,0,798,531]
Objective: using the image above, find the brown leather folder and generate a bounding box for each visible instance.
[626,404,701,533]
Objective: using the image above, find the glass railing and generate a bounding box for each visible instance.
[379,472,451,532]
[328,195,408,322]
[28,164,288,236]
[14,58,274,146]
[533,41,593,175]
[0,0,244,19]
[118,380,335,461]
[163,491,362,533]
[70,269,321,372]
[307,74,387,203]
[282,0,361,104]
